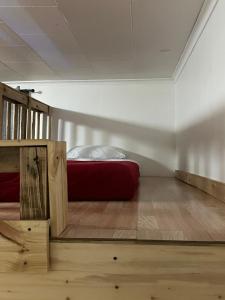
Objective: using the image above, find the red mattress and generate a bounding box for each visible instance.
[0,160,140,202]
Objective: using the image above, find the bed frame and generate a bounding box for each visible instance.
[0,82,225,300]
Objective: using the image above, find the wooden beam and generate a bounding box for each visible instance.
[20,147,48,220]
[0,83,28,106]
[175,170,225,203]
[0,220,48,273]
[47,142,68,237]
[29,98,49,114]
[0,241,225,298]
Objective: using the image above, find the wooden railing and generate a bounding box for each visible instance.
[0,83,51,140]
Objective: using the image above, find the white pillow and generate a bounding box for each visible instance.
[67,145,126,160]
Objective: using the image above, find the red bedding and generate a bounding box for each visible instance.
[0,160,140,202]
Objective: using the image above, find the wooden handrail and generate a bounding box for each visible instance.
[0,83,52,140]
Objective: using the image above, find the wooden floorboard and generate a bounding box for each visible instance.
[1,177,225,241]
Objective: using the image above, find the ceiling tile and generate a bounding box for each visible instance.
[0,61,23,80]
[132,0,205,73]
[0,0,205,79]
[0,23,25,46]
[0,0,56,7]
[5,61,58,79]
[57,0,133,60]
[0,45,41,62]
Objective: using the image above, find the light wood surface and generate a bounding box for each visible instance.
[176,170,225,203]
[0,241,225,299]
[0,220,48,272]
[20,147,48,220]
[0,140,68,238]
[2,177,225,241]
[47,142,68,238]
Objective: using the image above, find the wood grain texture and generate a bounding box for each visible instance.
[20,147,48,220]
[13,103,19,139]
[6,101,11,139]
[176,170,225,203]
[0,220,48,273]
[47,141,68,237]
[0,83,27,105]
[30,98,49,114]
[21,106,27,139]
[2,177,225,241]
[0,147,19,172]
[0,241,225,299]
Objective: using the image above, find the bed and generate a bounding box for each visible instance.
[0,160,139,202]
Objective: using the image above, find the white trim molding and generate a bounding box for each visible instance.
[173,0,219,82]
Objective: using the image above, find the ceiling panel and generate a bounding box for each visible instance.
[0,23,25,46]
[0,61,22,80]
[0,46,41,62]
[0,0,206,80]
[6,61,58,80]
[0,0,56,7]
[57,0,133,61]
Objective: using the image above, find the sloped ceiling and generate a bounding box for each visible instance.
[0,0,204,80]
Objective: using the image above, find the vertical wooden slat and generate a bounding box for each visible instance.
[6,101,11,140]
[18,105,22,139]
[21,106,27,139]
[0,93,3,139]
[48,108,52,139]
[37,112,41,139]
[42,113,47,139]
[2,100,7,140]
[27,108,31,139]
[20,146,48,220]
[32,110,36,139]
[14,103,19,139]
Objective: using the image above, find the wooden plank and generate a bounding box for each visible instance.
[30,98,49,114]
[32,110,36,139]
[0,220,48,273]
[0,83,28,105]
[0,92,3,139]
[0,242,225,299]
[48,107,52,139]
[0,140,51,147]
[6,101,11,139]
[175,170,225,203]
[37,112,41,139]
[21,106,27,139]
[0,147,19,172]
[27,107,32,140]
[13,103,19,139]
[47,142,68,237]
[20,147,48,220]
[42,113,47,139]
[2,100,7,139]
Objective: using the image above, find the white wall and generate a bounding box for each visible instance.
[8,80,175,176]
[175,0,225,181]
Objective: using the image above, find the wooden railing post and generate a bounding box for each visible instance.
[20,147,48,220]
[0,92,3,139]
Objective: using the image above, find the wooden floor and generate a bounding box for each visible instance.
[1,177,225,241]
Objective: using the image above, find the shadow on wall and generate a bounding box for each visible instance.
[52,108,175,177]
[176,104,225,181]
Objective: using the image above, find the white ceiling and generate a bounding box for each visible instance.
[0,0,205,80]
